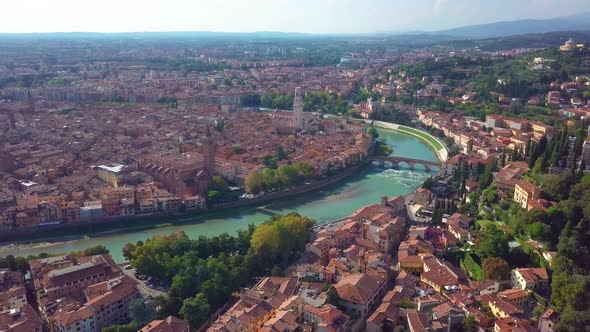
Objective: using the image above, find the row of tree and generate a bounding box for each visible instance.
[550,176,590,331]
[245,162,315,194]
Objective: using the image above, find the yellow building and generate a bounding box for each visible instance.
[487,297,523,318]
[513,181,540,209]
[95,164,126,188]
[498,289,531,307]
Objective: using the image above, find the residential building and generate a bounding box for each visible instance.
[51,275,141,332]
[511,268,549,291]
[333,273,385,319]
[406,309,429,332]
[139,316,190,332]
[513,181,541,210]
[33,254,122,301]
[0,270,27,314]
[538,308,560,332]
[0,304,44,332]
[302,304,350,332]
[498,289,531,307]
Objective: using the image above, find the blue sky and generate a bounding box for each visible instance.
[1,0,588,34]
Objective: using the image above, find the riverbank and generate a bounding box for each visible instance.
[0,127,436,261]
[0,160,370,244]
[369,121,448,161]
[321,114,448,162]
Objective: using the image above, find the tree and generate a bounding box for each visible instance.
[122,242,136,261]
[532,156,548,174]
[482,257,510,281]
[431,206,443,226]
[4,255,16,271]
[214,120,224,132]
[478,157,498,189]
[210,176,228,192]
[555,308,590,332]
[527,222,552,243]
[154,295,183,319]
[271,265,282,276]
[171,271,202,299]
[293,162,314,180]
[72,245,109,257]
[180,293,211,330]
[529,135,548,169]
[277,165,300,187]
[462,315,478,332]
[543,173,576,201]
[525,136,532,157]
[129,299,157,327]
[276,146,288,160]
[100,324,137,332]
[326,286,340,305]
[477,228,509,258]
[245,170,264,193]
[241,94,261,107]
[207,190,221,202]
[422,177,434,189]
[368,127,379,139]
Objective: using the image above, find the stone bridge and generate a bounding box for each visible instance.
[370,155,442,172]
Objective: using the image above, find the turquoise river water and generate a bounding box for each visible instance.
[0,128,437,262]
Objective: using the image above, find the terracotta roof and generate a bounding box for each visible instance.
[367,301,399,327]
[498,289,531,301]
[139,315,190,332]
[334,273,383,305]
[406,309,429,332]
[514,268,549,283]
[0,304,43,332]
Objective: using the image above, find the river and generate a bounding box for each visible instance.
[0,128,438,262]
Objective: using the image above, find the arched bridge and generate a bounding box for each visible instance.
[370,156,442,172]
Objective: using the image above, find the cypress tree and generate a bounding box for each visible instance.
[525,136,532,157]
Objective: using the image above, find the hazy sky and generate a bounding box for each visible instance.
[2,0,588,34]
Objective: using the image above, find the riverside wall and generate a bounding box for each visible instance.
[369,120,449,161]
[0,161,370,242]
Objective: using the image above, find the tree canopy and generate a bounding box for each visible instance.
[124,213,314,330]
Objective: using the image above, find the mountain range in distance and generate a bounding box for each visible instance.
[1,12,589,41]
[431,12,590,38]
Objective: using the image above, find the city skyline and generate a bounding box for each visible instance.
[1,0,589,34]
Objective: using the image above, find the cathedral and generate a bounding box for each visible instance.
[138,126,216,196]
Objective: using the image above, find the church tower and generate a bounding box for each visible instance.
[26,89,35,114]
[203,125,216,176]
[293,87,304,130]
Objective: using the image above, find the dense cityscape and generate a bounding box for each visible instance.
[1,4,590,332]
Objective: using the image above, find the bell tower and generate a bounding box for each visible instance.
[203,125,216,176]
[293,87,304,130]
[26,89,35,114]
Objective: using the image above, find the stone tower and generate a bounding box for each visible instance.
[293,87,304,130]
[26,89,35,114]
[203,125,216,176]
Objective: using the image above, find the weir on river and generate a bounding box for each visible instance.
[0,128,439,262]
